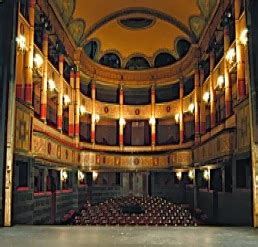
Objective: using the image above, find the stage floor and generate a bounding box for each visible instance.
[0,226,257,246]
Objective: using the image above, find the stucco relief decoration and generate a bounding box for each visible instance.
[57,145,61,159]
[104,106,109,113]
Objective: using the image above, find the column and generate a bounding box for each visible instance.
[200,68,206,134]
[69,70,75,136]
[74,71,80,143]
[224,24,232,117]
[40,33,48,122]
[194,65,200,144]
[210,51,216,128]
[57,54,64,131]
[179,80,184,144]
[91,81,96,144]
[24,0,36,104]
[151,84,156,147]
[235,0,246,99]
[119,85,124,147]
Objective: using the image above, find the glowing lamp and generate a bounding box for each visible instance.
[92,171,98,181]
[217,75,225,89]
[203,169,210,181]
[149,117,156,126]
[203,91,210,104]
[188,103,195,114]
[188,170,194,180]
[48,79,56,92]
[119,118,126,126]
[175,113,180,123]
[176,171,182,181]
[16,34,26,51]
[78,171,85,182]
[93,114,100,123]
[61,170,68,182]
[80,105,86,116]
[33,53,43,68]
[63,94,71,106]
[240,28,248,45]
[226,48,236,64]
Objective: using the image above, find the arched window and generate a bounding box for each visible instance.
[154,52,177,68]
[177,39,191,58]
[83,41,98,60]
[99,53,121,69]
[125,56,150,70]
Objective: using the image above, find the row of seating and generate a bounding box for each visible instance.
[72,195,198,226]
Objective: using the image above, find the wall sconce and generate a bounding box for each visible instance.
[240,28,248,45]
[48,79,56,92]
[203,169,210,181]
[149,117,156,126]
[216,75,225,90]
[63,94,71,106]
[203,91,210,104]
[176,171,182,181]
[119,117,126,126]
[80,105,86,116]
[33,53,43,68]
[16,34,27,52]
[226,48,236,64]
[61,169,68,182]
[92,171,98,181]
[188,103,195,114]
[175,113,180,123]
[78,170,85,183]
[92,114,100,123]
[188,170,194,180]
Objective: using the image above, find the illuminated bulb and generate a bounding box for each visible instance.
[149,117,156,126]
[33,53,43,68]
[203,91,210,104]
[240,28,248,45]
[78,171,85,182]
[176,171,182,181]
[93,114,100,123]
[203,169,210,181]
[188,170,194,180]
[61,170,68,182]
[188,103,195,114]
[63,94,71,106]
[48,79,56,92]
[175,113,180,123]
[226,48,236,64]
[119,118,126,126]
[217,75,225,89]
[16,34,26,51]
[80,105,86,115]
[92,171,98,181]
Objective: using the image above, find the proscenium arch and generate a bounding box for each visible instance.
[80,7,197,46]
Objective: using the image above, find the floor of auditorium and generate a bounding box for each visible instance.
[0,226,257,246]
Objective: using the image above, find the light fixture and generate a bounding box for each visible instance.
[176,171,182,181]
[149,117,156,126]
[48,79,56,92]
[61,170,68,182]
[33,53,43,68]
[175,113,180,123]
[188,103,195,114]
[226,48,236,64]
[203,169,210,181]
[63,94,71,106]
[217,75,225,90]
[80,105,86,116]
[119,117,126,126]
[78,170,85,182]
[188,170,194,180]
[203,91,210,104]
[92,171,98,181]
[240,28,248,45]
[16,34,26,51]
[92,114,100,123]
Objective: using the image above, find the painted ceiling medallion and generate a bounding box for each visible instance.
[119,17,155,30]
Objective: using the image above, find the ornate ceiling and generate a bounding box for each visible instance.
[52,0,218,70]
